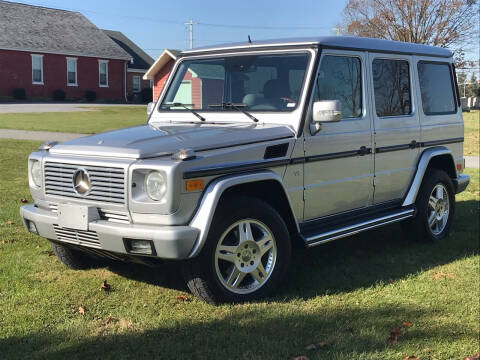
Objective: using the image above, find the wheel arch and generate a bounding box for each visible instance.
[402,147,457,206]
[188,171,299,258]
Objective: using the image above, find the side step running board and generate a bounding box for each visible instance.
[303,208,415,247]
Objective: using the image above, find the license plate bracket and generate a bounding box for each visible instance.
[57,204,99,231]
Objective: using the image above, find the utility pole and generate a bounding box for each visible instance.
[185,20,194,49]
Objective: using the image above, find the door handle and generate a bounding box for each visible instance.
[409,140,418,149]
[358,146,371,156]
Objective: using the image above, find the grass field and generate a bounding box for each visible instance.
[0,139,478,360]
[464,110,480,156]
[0,106,146,134]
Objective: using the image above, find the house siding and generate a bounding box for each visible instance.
[127,71,151,97]
[0,49,126,100]
[153,59,174,100]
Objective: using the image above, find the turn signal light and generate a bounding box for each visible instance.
[186,179,204,192]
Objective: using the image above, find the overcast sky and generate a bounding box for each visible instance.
[14,0,348,58]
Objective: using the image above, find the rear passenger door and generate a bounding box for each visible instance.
[369,54,420,204]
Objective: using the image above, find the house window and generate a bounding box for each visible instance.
[66,57,77,86]
[133,76,141,92]
[31,54,44,84]
[98,60,109,87]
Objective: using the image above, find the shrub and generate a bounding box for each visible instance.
[52,89,66,101]
[141,88,153,103]
[12,88,26,100]
[84,90,96,102]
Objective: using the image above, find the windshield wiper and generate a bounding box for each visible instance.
[208,102,259,123]
[163,102,205,122]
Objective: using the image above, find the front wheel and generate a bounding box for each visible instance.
[402,169,455,242]
[183,197,291,304]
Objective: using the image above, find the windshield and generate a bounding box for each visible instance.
[160,53,310,112]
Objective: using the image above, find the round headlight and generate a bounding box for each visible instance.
[145,171,167,201]
[31,160,42,187]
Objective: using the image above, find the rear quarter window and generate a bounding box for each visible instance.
[417,62,456,115]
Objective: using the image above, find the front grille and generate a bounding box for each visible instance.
[53,224,101,248]
[44,162,125,204]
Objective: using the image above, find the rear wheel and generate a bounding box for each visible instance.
[183,197,291,304]
[402,169,455,242]
[51,241,97,270]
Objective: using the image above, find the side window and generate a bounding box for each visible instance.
[313,55,362,119]
[372,59,411,117]
[417,62,456,115]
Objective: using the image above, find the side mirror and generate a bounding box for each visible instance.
[147,102,155,116]
[310,100,342,134]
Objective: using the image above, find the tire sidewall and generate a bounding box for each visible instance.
[196,196,291,303]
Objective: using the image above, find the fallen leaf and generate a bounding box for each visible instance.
[20,198,28,203]
[403,356,419,360]
[35,245,40,249]
[293,356,309,360]
[430,271,455,280]
[305,344,316,351]
[7,220,13,225]
[78,306,86,315]
[387,327,402,344]
[403,320,413,328]
[100,280,111,291]
[176,295,190,302]
[464,354,479,360]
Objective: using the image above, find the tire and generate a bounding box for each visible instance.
[51,241,96,270]
[402,169,455,242]
[182,196,291,304]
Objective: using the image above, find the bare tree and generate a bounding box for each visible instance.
[340,0,479,64]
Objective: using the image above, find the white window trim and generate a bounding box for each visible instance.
[132,75,141,92]
[98,59,109,88]
[31,54,44,85]
[66,57,78,87]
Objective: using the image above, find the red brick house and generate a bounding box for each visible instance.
[0,1,133,101]
[103,30,154,102]
[144,49,224,108]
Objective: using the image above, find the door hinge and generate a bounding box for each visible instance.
[373,177,377,187]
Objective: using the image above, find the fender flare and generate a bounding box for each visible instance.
[187,171,298,258]
[402,146,456,206]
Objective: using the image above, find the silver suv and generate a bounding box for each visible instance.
[20,36,470,304]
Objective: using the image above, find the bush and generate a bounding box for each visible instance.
[141,88,153,103]
[84,90,96,102]
[52,89,66,101]
[12,88,26,100]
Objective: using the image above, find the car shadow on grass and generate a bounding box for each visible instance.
[104,199,479,302]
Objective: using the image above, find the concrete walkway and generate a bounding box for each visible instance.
[0,103,145,113]
[0,129,88,142]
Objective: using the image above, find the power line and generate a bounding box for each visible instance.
[196,22,332,30]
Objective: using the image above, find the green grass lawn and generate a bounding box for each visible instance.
[0,139,478,360]
[464,110,480,156]
[0,106,146,134]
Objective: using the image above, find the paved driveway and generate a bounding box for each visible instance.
[0,103,145,113]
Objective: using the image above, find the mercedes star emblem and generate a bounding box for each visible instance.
[73,168,91,196]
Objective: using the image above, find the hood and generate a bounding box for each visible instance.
[48,123,295,159]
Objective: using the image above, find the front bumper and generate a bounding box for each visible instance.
[20,205,199,259]
[454,174,470,194]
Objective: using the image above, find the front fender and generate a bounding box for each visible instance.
[187,171,295,258]
[402,147,456,206]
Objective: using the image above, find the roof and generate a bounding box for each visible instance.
[0,1,131,60]
[182,36,453,58]
[143,49,181,80]
[103,30,154,70]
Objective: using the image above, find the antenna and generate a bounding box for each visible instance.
[248,35,252,44]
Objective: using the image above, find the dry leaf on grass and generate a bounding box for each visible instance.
[403,356,419,360]
[430,271,455,280]
[7,220,13,225]
[293,356,309,360]
[464,354,479,360]
[403,320,413,328]
[176,295,190,302]
[78,306,86,315]
[20,198,28,203]
[305,342,327,351]
[387,327,402,344]
[100,280,111,291]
